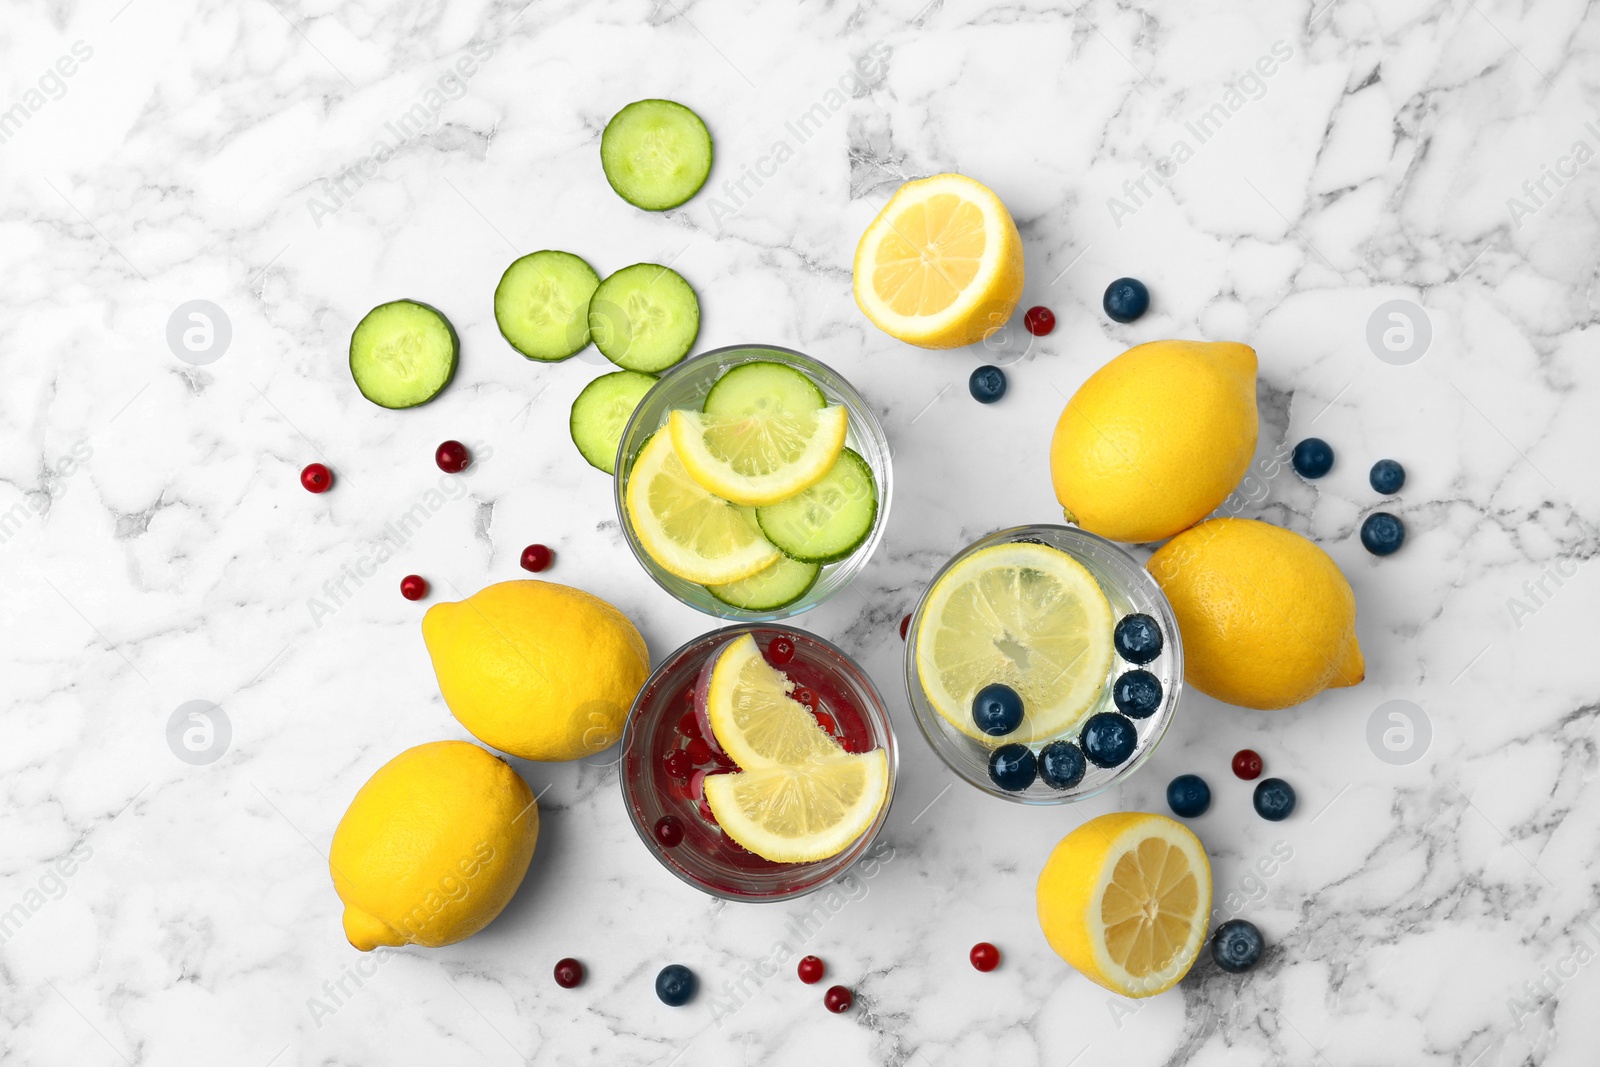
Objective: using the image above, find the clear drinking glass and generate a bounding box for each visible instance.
[903,524,1184,805]
[620,625,898,902]
[613,345,892,620]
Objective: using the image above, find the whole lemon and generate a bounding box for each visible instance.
[1049,340,1258,542]
[1148,518,1364,709]
[330,741,538,951]
[1036,812,1212,998]
[422,580,649,761]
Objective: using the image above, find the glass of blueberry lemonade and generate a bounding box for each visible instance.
[903,525,1182,804]
[621,625,897,901]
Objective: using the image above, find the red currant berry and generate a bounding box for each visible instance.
[654,815,684,847]
[823,985,853,1013]
[520,543,553,572]
[813,710,837,735]
[970,942,1001,972]
[712,749,737,769]
[1232,749,1263,780]
[900,613,911,641]
[1023,305,1056,336]
[300,463,332,493]
[435,440,471,473]
[554,958,584,988]
[797,956,825,984]
[768,636,796,665]
[677,710,701,738]
[664,750,692,780]
[686,738,712,765]
[793,687,818,709]
[399,574,428,600]
[839,736,867,754]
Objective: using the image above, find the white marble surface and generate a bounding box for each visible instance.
[4,0,1599,1063]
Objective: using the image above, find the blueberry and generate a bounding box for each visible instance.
[969,365,1007,404]
[1252,777,1296,821]
[1360,512,1405,556]
[1291,438,1334,479]
[1038,741,1087,790]
[1113,613,1163,664]
[655,964,697,1006]
[1369,459,1405,495]
[1166,774,1211,818]
[971,683,1025,737]
[1102,277,1150,323]
[1211,919,1264,973]
[1080,712,1138,768]
[1112,670,1163,719]
[987,743,1037,791]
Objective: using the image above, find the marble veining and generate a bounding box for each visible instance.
[1,0,1597,1063]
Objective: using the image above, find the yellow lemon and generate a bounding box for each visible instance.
[852,173,1025,349]
[422,580,649,761]
[330,741,538,951]
[1148,518,1364,709]
[1036,812,1211,998]
[1049,340,1258,543]
[704,749,889,864]
[914,541,1113,744]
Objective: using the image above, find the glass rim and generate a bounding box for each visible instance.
[902,523,1185,805]
[618,622,900,902]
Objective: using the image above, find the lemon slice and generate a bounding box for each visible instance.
[667,406,848,507]
[703,634,843,768]
[624,431,781,584]
[852,173,1025,349]
[1036,812,1212,998]
[915,541,1113,743]
[704,749,888,863]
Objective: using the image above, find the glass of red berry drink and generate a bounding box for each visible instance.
[620,624,897,901]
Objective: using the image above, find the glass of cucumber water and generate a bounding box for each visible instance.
[613,345,892,620]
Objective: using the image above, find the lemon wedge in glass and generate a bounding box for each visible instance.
[915,541,1113,743]
[704,749,888,864]
[624,432,780,584]
[668,406,847,507]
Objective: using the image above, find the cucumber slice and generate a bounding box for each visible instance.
[756,449,878,564]
[349,300,458,409]
[703,361,826,417]
[601,99,713,211]
[570,370,658,474]
[588,263,700,372]
[494,250,601,361]
[706,552,820,611]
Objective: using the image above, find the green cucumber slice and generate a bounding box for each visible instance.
[706,552,820,611]
[494,250,601,361]
[756,449,878,564]
[588,263,700,372]
[349,300,459,409]
[703,361,826,417]
[570,370,658,474]
[600,99,713,211]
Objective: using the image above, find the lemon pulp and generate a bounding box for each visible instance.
[915,541,1114,743]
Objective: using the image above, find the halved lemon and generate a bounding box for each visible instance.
[1036,812,1212,998]
[703,633,843,767]
[852,173,1025,349]
[624,432,780,584]
[668,406,848,507]
[915,541,1114,744]
[704,749,888,863]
